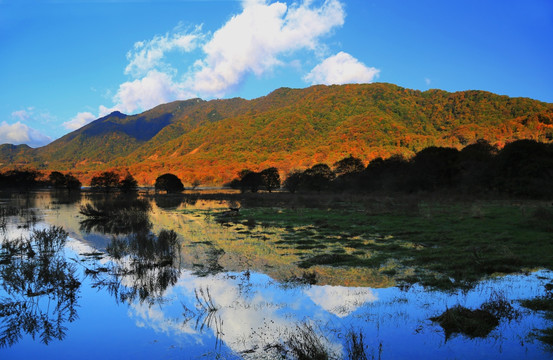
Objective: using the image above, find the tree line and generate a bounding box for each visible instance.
[229,139,553,198]
[2,139,552,198]
[0,170,138,193]
[0,170,81,192]
[0,169,185,194]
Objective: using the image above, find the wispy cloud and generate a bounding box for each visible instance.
[125,25,203,78]
[304,51,380,85]
[11,109,31,121]
[0,121,52,148]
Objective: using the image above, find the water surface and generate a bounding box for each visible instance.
[1,191,552,359]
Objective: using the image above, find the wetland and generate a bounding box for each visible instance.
[1,189,553,359]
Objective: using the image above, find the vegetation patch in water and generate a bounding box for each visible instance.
[519,286,553,347]
[430,305,500,340]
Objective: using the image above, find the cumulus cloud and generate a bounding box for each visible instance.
[114,70,195,114]
[75,0,376,129]
[108,0,346,113]
[191,0,345,96]
[0,121,52,148]
[63,111,97,131]
[304,51,380,85]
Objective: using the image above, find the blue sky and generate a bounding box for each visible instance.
[1,0,552,147]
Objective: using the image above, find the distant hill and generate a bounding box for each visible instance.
[1,83,552,185]
[0,144,33,166]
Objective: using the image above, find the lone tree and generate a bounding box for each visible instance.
[91,171,120,192]
[191,179,201,190]
[119,174,139,194]
[260,167,280,192]
[155,173,184,193]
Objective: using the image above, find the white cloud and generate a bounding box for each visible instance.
[0,121,52,148]
[125,26,203,78]
[425,77,431,86]
[11,109,30,121]
[304,285,378,317]
[304,51,380,85]
[62,111,97,131]
[191,0,345,96]
[113,70,195,114]
[99,105,116,117]
[108,0,346,113]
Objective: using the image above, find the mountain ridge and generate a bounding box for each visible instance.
[1,83,552,185]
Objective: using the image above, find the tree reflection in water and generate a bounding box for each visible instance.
[0,227,80,347]
[79,196,152,235]
[153,194,198,210]
[86,229,182,306]
[78,195,183,305]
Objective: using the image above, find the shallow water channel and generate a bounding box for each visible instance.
[0,191,552,359]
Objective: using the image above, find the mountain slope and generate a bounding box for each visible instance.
[118,83,553,184]
[0,144,34,167]
[2,83,552,185]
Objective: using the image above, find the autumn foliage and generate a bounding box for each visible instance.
[1,83,552,186]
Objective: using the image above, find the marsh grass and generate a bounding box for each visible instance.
[481,290,520,321]
[0,226,80,347]
[431,291,521,341]
[520,294,553,347]
[430,305,499,340]
[279,323,372,360]
[283,322,337,360]
[344,329,369,360]
[535,328,553,348]
[221,200,553,289]
[520,296,553,312]
[79,197,151,235]
[284,271,318,286]
[529,206,553,232]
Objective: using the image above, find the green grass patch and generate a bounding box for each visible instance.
[223,201,553,289]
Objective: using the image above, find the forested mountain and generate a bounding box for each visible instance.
[1,83,552,185]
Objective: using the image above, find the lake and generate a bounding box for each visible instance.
[0,190,552,359]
